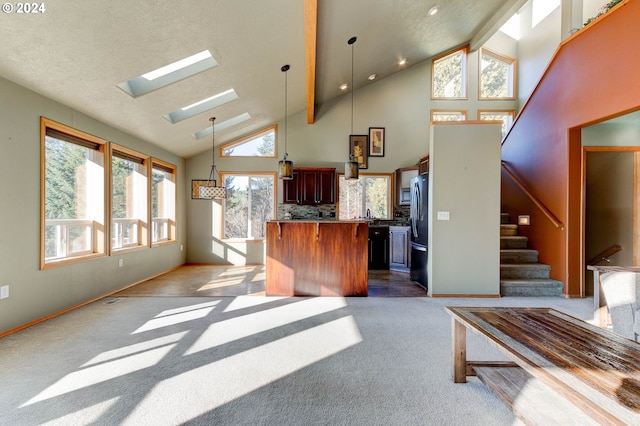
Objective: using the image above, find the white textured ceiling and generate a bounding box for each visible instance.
[0,0,521,158]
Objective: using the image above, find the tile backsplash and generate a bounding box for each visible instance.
[277,204,337,220]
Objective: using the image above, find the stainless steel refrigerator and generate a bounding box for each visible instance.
[409,174,428,290]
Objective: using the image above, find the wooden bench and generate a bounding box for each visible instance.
[445,307,640,425]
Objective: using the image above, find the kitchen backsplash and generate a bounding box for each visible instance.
[277,204,337,220]
[276,203,411,224]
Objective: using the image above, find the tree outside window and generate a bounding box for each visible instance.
[338,174,391,220]
[432,46,468,99]
[222,173,275,239]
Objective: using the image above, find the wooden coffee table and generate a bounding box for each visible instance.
[445,307,640,425]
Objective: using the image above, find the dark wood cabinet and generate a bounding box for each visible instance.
[389,226,411,272]
[419,155,429,175]
[282,167,335,204]
[368,226,389,270]
[395,166,419,206]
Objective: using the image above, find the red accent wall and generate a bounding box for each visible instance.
[501,0,640,297]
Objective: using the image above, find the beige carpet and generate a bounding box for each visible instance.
[0,295,594,425]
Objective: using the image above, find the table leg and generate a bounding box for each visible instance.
[452,317,467,383]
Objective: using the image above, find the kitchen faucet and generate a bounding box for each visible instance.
[366,208,371,219]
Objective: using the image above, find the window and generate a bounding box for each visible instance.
[111,145,149,251]
[220,126,277,158]
[432,46,468,99]
[479,110,515,140]
[41,118,107,268]
[479,48,516,99]
[532,0,560,28]
[338,173,393,220]
[221,172,275,239]
[431,110,467,122]
[151,159,177,244]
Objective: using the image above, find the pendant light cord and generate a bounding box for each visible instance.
[350,38,355,135]
[209,116,216,181]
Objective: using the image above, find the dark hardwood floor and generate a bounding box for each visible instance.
[114,264,427,298]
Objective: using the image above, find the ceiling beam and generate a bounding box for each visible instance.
[304,0,317,124]
[470,0,527,51]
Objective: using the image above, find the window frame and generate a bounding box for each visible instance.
[150,158,177,247]
[478,109,515,140]
[219,125,278,158]
[430,109,468,122]
[337,172,394,220]
[431,45,469,100]
[109,143,150,253]
[40,117,109,269]
[219,171,277,241]
[478,48,517,100]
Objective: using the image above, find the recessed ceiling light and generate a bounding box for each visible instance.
[339,83,349,91]
[142,50,212,81]
[398,59,407,66]
[368,74,377,81]
[428,5,439,16]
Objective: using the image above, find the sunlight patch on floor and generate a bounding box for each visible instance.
[185,297,348,355]
[22,345,177,407]
[123,315,363,424]
[82,332,188,367]
[41,397,120,426]
[133,301,220,333]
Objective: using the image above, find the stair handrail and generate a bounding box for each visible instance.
[501,161,565,230]
[586,244,622,266]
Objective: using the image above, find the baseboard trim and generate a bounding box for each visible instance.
[0,264,184,339]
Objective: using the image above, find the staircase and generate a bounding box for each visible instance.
[500,213,564,297]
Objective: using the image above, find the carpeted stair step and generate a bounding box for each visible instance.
[500,263,551,280]
[500,249,539,264]
[500,224,518,236]
[500,236,528,249]
[500,279,564,297]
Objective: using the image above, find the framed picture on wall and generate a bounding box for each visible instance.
[368,127,385,157]
[349,135,369,169]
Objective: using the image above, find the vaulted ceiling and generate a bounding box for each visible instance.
[0,0,524,158]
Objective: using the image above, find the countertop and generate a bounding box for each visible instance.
[269,219,410,227]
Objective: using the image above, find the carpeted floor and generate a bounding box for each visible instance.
[0,295,594,425]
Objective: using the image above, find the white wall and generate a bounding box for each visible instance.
[427,122,502,296]
[0,76,187,334]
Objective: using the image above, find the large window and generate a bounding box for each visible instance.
[220,126,277,158]
[338,173,393,220]
[432,46,468,99]
[151,159,177,244]
[479,110,515,140]
[221,172,275,239]
[111,145,149,251]
[41,118,107,267]
[479,48,516,99]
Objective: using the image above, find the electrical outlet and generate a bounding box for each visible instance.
[437,211,450,221]
[180,244,184,252]
[0,285,9,299]
[118,259,123,267]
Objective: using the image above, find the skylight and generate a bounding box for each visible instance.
[499,13,520,40]
[117,50,217,98]
[532,0,560,28]
[163,89,238,124]
[193,113,252,140]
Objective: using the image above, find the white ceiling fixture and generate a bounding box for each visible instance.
[193,113,252,140]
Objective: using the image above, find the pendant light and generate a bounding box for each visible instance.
[278,64,294,180]
[345,36,359,180]
[199,117,227,199]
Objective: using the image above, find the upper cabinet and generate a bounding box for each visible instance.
[395,166,419,205]
[282,167,336,205]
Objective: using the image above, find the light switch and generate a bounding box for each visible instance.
[437,211,450,221]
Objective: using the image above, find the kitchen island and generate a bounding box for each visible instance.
[266,220,369,296]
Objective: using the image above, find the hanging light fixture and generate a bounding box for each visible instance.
[199,117,227,199]
[278,64,294,180]
[345,36,359,180]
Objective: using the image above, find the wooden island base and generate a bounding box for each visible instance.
[266,221,368,296]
